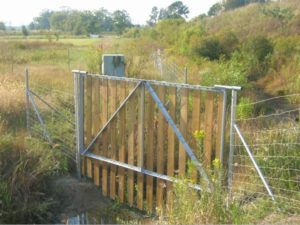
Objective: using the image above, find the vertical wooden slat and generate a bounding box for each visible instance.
[110,80,117,199]
[85,75,93,178]
[167,87,176,207]
[118,81,126,202]
[101,79,108,196]
[146,94,154,211]
[204,92,214,167]
[179,88,188,176]
[93,79,100,186]
[191,91,201,182]
[137,85,144,210]
[215,93,224,161]
[156,86,165,210]
[127,92,135,206]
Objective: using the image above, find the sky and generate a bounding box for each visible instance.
[0,0,220,26]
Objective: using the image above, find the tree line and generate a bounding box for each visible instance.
[0,0,272,35]
[27,1,191,35]
[28,8,132,35]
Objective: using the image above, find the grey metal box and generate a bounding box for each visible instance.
[102,54,125,77]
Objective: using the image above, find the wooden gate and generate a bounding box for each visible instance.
[73,71,227,212]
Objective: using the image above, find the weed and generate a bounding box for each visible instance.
[159,159,234,224]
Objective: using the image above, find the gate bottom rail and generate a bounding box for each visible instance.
[83,151,204,191]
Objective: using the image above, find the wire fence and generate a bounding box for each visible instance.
[24,63,300,213]
[151,49,187,83]
[231,93,300,212]
[27,75,76,164]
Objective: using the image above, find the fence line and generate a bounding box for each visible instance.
[238,93,300,106]
[151,50,188,83]
[25,70,76,166]
[25,67,300,214]
[231,92,300,212]
[236,108,300,121]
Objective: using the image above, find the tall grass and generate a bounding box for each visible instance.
[0,127,72,223]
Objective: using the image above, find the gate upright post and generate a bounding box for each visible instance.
[214,85,241,201]
[73,70,84,179]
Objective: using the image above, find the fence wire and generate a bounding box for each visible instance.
[151,49,187,83]
[27,81,76,163]
[231,94,300,212]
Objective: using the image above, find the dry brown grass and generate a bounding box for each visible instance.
[0,74,25,114]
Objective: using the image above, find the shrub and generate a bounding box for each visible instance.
[208,3,223,16]
[232,37,274,81]
[200,51,248,88]
[244,36,273,63]
[180,21,205,55]
[195,37,225,60]
[154,19,185,47]
[122,27,141,38]
[86,46,102,74]
[159,160,242,224]
[218,32,239,58]
[237,97,254,119]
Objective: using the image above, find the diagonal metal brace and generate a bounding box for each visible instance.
[144,81,212,189]
[82,81,142,155]
[234,124,275,201]
[28,91,53,145]
[29,90,75,126]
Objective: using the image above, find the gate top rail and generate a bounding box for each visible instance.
[72,70,227,93]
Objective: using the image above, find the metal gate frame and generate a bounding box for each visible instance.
[73,70,230,191]
[73,70,275,204]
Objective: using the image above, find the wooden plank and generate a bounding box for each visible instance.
[127,90,136,206]
[137,86,144,210]
[215,93,224,161]
[191,91,201,182]
[204,92,214,167]
[109,80,117,199]
[179,88,188,177]
[100,79,108,196]
[156,86,166,210]
[167,87,176,207]
[146,94,154,212]
[85,75,93,179]
[93,79,101,186]
[118,81,126,203]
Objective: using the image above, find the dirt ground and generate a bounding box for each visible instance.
[50,176,150,224]
[259,213,300,224]
[50,176,299,224]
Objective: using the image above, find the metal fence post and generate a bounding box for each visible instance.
[73,70,85,179]
[228,89,237,199]
[25,68,30,136]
